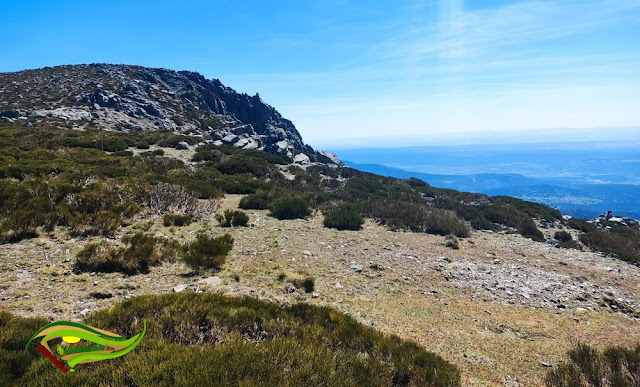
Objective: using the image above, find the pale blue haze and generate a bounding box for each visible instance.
[1,0,639,145]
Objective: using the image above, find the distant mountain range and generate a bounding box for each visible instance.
[345,161,640,219]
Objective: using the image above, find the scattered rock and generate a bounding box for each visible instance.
[199,276,222,287]
[175,141,189,150]
[173,284,188,293]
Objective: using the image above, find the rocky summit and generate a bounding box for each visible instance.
[0,64,341,164]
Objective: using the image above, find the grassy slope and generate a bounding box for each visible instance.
[0,293,460,386]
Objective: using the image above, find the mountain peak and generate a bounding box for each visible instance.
[0,63,340,164]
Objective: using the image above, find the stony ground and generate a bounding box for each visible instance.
[2,194,639,386]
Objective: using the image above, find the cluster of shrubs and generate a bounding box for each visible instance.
[215,209,249,227]
[239,191,270,209]
[546,342,640,386]
[75,232,233,275]
[7,123,635,262]
[361,200,470,238]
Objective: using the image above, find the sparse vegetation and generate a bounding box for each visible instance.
[215,209,249,227]
[545,342,640,387]
[180,233,234,272]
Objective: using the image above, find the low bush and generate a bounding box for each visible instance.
[545,342,640,387]
[239,191,270,210]
[291,275,315,293]
[363,200,470,237]
[445,235,460,250]
[180,233,234,272]
[579,226,640,265]
[323,205,364,231]
[554,230,572,243]
[75,233,175,275]
[215,209,249,227]
[163,214,192,227]
[269,197,312,220]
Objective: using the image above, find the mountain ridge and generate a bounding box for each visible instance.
[0,63,341,165]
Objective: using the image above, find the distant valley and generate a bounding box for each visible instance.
[336,141,640,219]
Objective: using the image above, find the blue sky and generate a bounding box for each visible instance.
[1,0,639,147]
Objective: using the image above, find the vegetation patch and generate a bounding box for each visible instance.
[75,233,176,275]
[323,205,364,231]
[545,342,640,387]
[215,209,249,227]
[0,294,460,386]
[238,191,270,210]
[180,233,234,272]
[269,197,312,220]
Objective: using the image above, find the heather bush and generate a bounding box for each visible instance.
[163,214,192,227]
[269,197,311,220]
[75,233,175,275]
[239,191,270,210]
[554,230,572,243]
[180,233,234,272]
[323,205,364,231]
[546,342,640,387]
[445,235,460,250]
[215,209,249,227]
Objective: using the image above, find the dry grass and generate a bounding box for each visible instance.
[1,194,639,385]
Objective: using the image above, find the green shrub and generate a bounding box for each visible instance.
[163,214,192,227]
[181,233,234,272]
[291,275,315,293]
[579,226,640,264]
[269,197,312,220]
[545,342,640,387]
[554,231,572,243]
[323,206,364,231]
[239,191,270,209]
[445,235,460,250]
[111,150,134,157]
[215,209,249,227]
[136,142,150,149]
[363,200,470,237]
[75,233,173,275]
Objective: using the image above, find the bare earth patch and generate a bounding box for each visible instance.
[1,194,639,385]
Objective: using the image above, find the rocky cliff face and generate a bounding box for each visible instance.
[0,64,341,164]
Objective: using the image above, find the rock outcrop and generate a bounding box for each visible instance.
[0,64,342,165]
